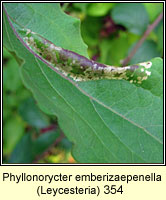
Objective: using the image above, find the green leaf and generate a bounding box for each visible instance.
[9,130,60,163]
[3,3,88,57]
[99,32,129,66]
[128,40,161,65]
[81,15,102,47]
[3,55,22,92]
[3,115,25,155]
[154,20,163,53]
[73,3,89,13]
[8,133,33,163]
[87,3,115,16]
[19,97,50,128]
[33,130,60,155]
[136,57,163,98]
[111,3,149,35]
[3,47,13,59]
[3,3,163,163]
[143,3,163,23]
[78,65,163,162]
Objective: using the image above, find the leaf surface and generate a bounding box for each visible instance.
[9,130,60,163]
[111,3,149,35]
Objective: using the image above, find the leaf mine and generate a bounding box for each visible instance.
[19,28,152,84]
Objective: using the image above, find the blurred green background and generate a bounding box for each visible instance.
[3,3,163,163]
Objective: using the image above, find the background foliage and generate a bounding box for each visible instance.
[3,3,163,163]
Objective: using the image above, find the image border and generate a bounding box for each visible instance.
[1,0,165,166]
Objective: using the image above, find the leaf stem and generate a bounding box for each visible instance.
[122,12,163,66]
